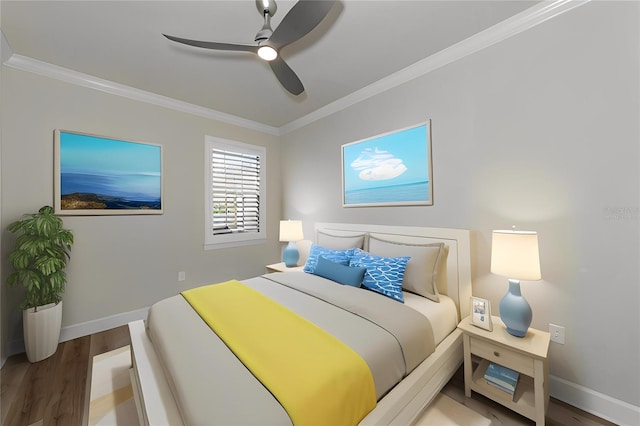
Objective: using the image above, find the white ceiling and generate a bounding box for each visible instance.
[2,1,540,130]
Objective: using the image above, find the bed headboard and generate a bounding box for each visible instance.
[314,223,472,321]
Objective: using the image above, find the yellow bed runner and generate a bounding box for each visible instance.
[182,280,376,426]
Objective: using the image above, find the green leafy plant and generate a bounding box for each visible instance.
[7,206,74,310]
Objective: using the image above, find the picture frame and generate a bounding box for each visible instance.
[54,130,163,215]
[471,297,493,331]
[341,120,433,207]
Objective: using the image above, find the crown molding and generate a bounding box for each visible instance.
[279,0,590,135]
[1,29,13,63]
[2,54,280,136]
[1,0,588,137]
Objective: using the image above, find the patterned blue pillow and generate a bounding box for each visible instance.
[350,252,410,303]
[303,244,352,273]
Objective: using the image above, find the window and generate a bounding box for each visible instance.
[204,136,266,249]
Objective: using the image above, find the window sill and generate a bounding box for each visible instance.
[204,238,266,250]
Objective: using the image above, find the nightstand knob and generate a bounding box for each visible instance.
[494,351,500,357]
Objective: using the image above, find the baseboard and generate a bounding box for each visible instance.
[60,307,149,342]
[550,375,640,426]
[4,307,149,360]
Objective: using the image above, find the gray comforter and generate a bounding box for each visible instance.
[146,272,435,425]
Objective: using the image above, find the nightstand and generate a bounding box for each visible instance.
[265,262,304,273]
[457,315,550,425]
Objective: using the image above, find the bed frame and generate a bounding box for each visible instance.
[128,223,472,426]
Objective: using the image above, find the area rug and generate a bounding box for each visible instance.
[88,345,489,426]
[416,394,492,426]
[88,345,139,426]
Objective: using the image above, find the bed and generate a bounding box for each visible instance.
[128,223,472,425]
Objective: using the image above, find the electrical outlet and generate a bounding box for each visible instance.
[178,271,186,282]
[549,324,565,344]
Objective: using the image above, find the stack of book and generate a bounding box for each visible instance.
[484,362,519,399]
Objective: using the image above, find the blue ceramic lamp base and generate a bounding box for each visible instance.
[282,242,299,267]
[499,279,532,337]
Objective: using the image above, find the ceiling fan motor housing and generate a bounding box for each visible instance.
[255,14,273,42]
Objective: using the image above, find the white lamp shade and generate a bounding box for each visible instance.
[279,220,303,242]
[491,230,541,280]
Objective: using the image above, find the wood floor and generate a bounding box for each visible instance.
[1,326,131,426]
[439,368,617,426]
[1,326,618,426]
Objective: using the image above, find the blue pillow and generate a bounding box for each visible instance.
[350,252,410,303]
[303,244,352,273]
[313,255,366,287]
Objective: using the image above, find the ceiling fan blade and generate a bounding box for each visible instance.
[163,34,259,53]
[268,0,336,49]
[269,57,304,95]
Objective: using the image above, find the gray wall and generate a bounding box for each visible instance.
[1,66,282,356]
[281,2,639,411]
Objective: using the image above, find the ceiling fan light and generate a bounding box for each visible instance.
[257,45,278,61]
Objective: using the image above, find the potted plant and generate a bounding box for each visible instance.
[7,205,73,362]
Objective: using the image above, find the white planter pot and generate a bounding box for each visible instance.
[23,301,63,362]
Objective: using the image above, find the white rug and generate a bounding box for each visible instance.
[88,346,489,426]
[416,394,492,426]
[88,345,139,426]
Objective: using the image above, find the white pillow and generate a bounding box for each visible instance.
[316,231,366,250]
[368,235,448,302]
[295,240,313,266]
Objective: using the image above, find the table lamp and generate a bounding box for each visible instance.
[490,228,541,337]
[279,220,303,267]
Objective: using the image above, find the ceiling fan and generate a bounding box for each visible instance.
[163,0,336,96]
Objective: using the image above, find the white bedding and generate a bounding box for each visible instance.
[403,292,458,346]
[147,273,437,425]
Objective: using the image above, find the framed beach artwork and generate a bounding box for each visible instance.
[341,120,433,207]
[54,130,163,215]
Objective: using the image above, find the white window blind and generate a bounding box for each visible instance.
[204,136,266,248]
[211,149,260,234]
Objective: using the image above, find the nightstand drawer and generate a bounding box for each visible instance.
[470,337,534,376]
